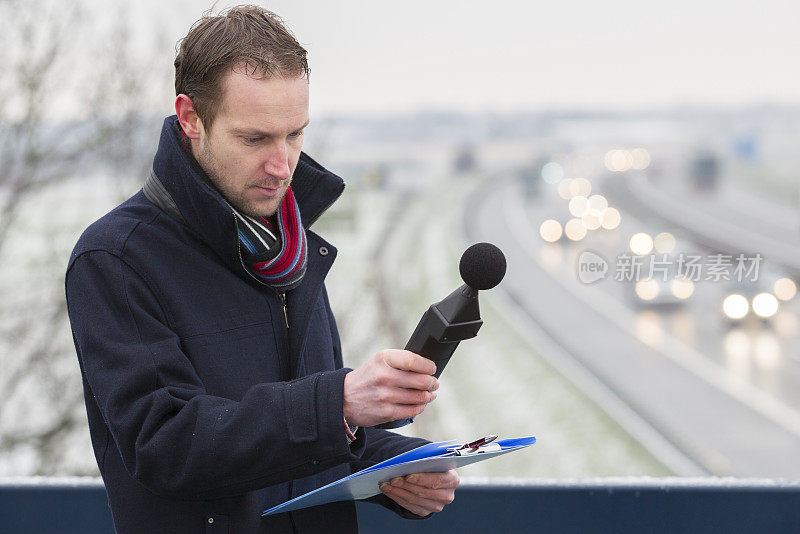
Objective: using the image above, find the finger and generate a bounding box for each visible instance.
[384,350,437,376]
[394,482,455,503]
[382,491,432,517]
[382,386,437,406]
[385,367,439,392]
[380,480,432,516]
[405,471,459,490]
[381,483,442,515]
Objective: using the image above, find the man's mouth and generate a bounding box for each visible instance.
[254,185,280,196]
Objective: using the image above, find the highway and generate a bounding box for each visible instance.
[620,169,800,277]
[465,173,800,478]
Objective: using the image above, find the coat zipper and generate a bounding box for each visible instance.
[278,291,289,330]
[234,216,296,525]
[233,210,327,521]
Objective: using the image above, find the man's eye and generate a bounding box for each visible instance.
[288,130,303,138]
[243,137,261,145]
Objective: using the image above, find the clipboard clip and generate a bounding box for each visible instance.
[447,435,499,456]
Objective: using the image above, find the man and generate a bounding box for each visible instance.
[65,6,457,533]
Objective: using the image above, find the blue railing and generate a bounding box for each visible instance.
[2,477,799,533]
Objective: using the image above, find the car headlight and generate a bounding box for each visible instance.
[723,294,749,320]
[752,292,779,319]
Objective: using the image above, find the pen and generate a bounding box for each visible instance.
[455,434,498,452]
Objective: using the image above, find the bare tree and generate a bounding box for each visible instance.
[0,0,171,476]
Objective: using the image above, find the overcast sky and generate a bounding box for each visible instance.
[128,0,799,117]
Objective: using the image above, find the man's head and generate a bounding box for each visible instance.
[174,5,309,218]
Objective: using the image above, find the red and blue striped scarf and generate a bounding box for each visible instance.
[233,186,307,292]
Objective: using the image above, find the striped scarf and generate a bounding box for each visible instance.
[233,186,307,292]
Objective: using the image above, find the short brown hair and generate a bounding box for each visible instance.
[174,5,309,131]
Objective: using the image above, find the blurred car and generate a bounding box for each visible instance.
[719,269,789,325]
[619,229,700,308]
[624,252,696,308]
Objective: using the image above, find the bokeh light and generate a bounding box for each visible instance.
[568,196,590,217]
[604,149,633,172]
[670,277,695,299]
[630,148,651,170]
[723,294,749,320]
[539,219,563,243]
[541,162,564,184]
[774,278,797,301]
[581,210,602,230]
[629,232,654,255]
[653,232,676,254]
[569,177,592,197]
[635,279,659,301]
[588,194,608,212]
[752,292,779,318]
[564,218,587,241]
[600,207,621,230]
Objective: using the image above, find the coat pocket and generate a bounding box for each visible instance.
[182,321,284,399]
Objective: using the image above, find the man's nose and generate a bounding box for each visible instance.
[264,142,291,180]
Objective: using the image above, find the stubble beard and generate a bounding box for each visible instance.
[196,139,288,219]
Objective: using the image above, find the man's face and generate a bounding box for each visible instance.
[193,69,309,218]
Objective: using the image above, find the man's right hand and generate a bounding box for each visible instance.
[343,350,439,427]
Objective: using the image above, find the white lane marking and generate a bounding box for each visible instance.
[503,184,800,442]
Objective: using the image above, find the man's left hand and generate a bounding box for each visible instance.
[379,470,459,517]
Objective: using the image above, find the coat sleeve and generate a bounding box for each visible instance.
[66,250,363,500]
[322,286,433,520]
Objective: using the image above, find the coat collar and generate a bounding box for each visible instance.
[150,115,345,268]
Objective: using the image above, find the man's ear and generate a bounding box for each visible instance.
[175,94,203,140]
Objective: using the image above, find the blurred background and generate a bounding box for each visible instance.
[1,0,798,481]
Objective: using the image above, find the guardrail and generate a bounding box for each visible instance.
[2,477,799,533]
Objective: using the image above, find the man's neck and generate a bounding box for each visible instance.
[172,119,215,188]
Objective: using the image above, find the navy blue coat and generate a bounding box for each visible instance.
[65,116,428,533]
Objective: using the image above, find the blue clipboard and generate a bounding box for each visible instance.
[263,434,535,516]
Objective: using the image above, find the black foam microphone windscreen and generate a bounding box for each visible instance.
[376,243,506,429]
[459,242,507,290]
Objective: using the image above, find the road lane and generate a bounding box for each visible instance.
[625,172,800,277]
[468,177,800,477]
